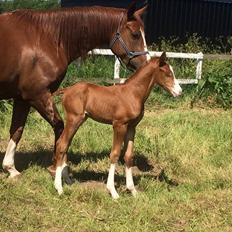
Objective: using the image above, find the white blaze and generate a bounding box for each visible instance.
[141,28,151,61]
[169,65,182,97]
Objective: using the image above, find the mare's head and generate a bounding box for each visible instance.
[152,52,182,97]
[110,2,150,70]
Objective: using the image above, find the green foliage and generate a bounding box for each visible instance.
[154,34,231,54]
[0,100,12,112]
[0,0,59,12]
[203,60,232,108]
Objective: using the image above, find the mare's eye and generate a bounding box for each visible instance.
[132,31,141,39]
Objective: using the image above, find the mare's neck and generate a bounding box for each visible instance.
[13,7,123,63]
[125,64,157,104]
[58,7,123,63]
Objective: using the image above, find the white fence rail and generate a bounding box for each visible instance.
[88,49,204,84]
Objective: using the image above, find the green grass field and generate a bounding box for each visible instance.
[0,92,232,232]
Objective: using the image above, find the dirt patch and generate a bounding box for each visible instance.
[79,181,107,192]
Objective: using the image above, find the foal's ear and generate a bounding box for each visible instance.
[159,52,167,67]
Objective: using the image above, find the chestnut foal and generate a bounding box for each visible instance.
[54,52,182,198]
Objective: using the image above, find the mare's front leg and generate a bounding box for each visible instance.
[123,126,137,196]
[2,99,30,178]
[107,122,127,199]
[54,113,86,195]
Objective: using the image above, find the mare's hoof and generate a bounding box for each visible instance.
[8,172,21,180]
[62,166,75,185]
[47,165,56,177]
[3,165,21,179]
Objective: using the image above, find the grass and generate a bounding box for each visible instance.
[1,94,232,231]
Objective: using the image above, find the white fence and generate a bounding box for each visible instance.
[88,49,204,84]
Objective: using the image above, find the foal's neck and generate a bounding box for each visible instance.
[125,64,157,104]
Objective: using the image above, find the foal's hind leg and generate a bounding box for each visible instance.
[107,122,127,199]
[123,127,137,196]
[3,100,30,178]
[54,113,86,195]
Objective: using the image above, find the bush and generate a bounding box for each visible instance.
[202,60,232,109]
[0,0,59,13]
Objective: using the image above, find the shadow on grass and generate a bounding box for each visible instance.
[70,152,178,188]
[0,150,53,172]
[0,150,178,188]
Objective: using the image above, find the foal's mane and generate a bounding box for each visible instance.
[11,7,125,60]
[124,58,159,84]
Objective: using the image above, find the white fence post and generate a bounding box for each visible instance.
[196,52,203,81]
[114,56,120,80]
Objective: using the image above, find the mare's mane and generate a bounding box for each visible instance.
[11,7,125,59]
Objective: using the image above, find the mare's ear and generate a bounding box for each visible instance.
[134,5,147,17]
[159,52,167,67]
[127,1,137,21]
[133,5,147,27]
[127,1,148,21]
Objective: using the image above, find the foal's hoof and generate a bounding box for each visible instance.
[62,166,75,185]
[47,165,56,177]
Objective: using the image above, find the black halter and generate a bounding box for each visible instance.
[109,14,149,69]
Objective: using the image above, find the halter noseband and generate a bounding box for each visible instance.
[109,14,149,68]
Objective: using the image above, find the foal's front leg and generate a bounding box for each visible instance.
[54,114,86,195]
[123,127,137,196]
[107,123,127,199]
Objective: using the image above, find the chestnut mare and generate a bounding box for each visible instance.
[0,3,149,178]
[53,52,182,198]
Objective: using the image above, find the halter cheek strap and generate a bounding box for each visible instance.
[110,32,148,59]
[109,14,149,68]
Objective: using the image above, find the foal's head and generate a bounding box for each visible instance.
[153,52,182,97]
[110,3,149,70]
